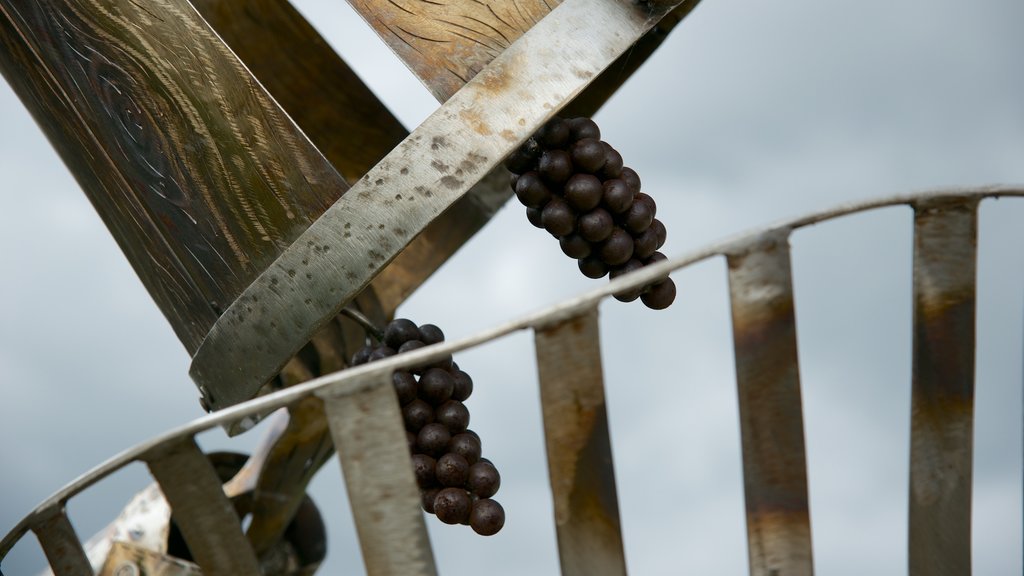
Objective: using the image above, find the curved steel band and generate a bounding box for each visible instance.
[188,0,679,412]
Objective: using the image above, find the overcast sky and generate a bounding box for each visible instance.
[1,0,1022,574]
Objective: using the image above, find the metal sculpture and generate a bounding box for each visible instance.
[0,0,1013,574]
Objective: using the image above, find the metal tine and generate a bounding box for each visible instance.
[144,437,260,575]
[31,506,91,576]
[534,308,627,576]
[318,373,437,576]
[726,230,814,576]
[908,198,979,576]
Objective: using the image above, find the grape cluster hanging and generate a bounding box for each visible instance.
[505,116,676,309]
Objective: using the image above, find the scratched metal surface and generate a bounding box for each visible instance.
[726,232,813,576]
[907,199,978,576]
[2,187,1020,575]
[346,0,565,103]
[0,0,348,353]
[188,0,682,412]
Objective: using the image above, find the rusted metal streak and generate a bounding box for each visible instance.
[144,438,260,575]
[189,0,679,412]
[908,199,978,576]
[318,374,436,576]
[726,231,814,576]
[535,308,627,576]
[31,507,91,576]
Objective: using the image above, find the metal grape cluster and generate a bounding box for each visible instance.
[351,319,505,536]
[506,116,676,309]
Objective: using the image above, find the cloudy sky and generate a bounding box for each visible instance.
[1,0,1022,574]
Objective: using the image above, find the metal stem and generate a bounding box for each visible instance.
[340,307,385,343]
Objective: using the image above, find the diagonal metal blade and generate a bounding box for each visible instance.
[189,0,685,411]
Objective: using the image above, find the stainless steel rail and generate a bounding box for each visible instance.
[2,186,1021,575]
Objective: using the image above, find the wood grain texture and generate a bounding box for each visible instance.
[349,0,701,105]
[0,0,701,358]
[99,540,201,576]
[348,0,557,102]
[0,0,348,353]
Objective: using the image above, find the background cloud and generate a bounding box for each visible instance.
[1,0,1021,574]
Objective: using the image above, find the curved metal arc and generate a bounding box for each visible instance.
[3,184,1020,563]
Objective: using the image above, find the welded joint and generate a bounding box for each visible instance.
[911,194,981,215]
[312,367,393,402]
[724,227,793,261]
[725,228,796,316]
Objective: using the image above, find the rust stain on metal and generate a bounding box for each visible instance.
[459,106,494,137]
[908,199,977,576]
[726,234,814,576]
[535,309,627,575]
